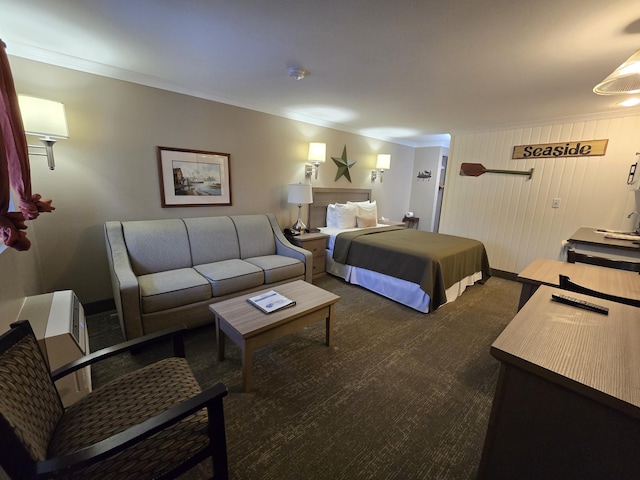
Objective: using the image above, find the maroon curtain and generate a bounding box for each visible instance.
[0,40,54,251]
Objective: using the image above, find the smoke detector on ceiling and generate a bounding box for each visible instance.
[288,66,308,80]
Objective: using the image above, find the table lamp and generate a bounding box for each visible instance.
[288,182,313,232]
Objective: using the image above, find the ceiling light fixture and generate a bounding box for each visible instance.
[617,98,640,107]
[594,49,640,95]
[288,66,308,80]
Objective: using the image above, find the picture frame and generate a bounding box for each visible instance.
[157,146,232,207]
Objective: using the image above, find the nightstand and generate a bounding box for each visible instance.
[285,231,329,281]
[402,216,420,229]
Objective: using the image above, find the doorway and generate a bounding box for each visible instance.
[433,155,447,232]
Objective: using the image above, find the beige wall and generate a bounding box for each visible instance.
[441,116,640,273]
[0,56,415,331]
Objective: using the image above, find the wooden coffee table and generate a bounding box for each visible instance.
[209,280,340,392]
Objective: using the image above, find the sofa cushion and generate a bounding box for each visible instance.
[183,216,240,265]
[122,219,192,275]
[138,268,212,314]
[244,255,305,284]
[194,259,264,297]
[231,215,276,259]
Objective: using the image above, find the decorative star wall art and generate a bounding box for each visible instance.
[331,145,357,182]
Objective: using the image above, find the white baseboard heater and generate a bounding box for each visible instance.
[18,290,92,407]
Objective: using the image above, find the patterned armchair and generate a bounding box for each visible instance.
[0,320,229,480]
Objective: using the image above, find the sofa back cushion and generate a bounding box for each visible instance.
[122,219,192,275]
[230,215,276,259]
[184,216,240,265]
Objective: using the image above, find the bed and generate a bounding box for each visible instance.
[309,187,491,313]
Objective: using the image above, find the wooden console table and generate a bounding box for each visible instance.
[568,227,640,256]
[516,257,640,310]
[478,285,640,479]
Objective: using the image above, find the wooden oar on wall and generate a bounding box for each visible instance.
[460,162,534,180]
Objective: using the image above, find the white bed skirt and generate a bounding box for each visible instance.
[326,255,482,313]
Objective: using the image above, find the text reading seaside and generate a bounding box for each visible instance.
[512,139,608,160]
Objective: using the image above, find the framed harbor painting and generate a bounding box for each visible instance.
[157,146,232,207]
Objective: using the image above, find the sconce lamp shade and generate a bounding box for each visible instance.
[376,154,391,170]
[593,49,640,95]
[308,142,326,163]
[18,95,69,138]
[288,182,313,205]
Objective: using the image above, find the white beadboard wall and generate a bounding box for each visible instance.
[440,114,640,275]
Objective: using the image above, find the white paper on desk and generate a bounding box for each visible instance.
[247,290,295,314]
[604,233,640,241]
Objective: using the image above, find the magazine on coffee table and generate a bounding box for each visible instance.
[247,290,296,314]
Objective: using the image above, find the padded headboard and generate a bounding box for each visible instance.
[310,188,372,228]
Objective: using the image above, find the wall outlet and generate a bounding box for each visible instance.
[552,198,561,209]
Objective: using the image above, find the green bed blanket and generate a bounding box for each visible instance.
[332,226,491,310]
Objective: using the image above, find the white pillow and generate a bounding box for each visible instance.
[326,204,337,228]
[334,203,358,228]
[349,200,377,223]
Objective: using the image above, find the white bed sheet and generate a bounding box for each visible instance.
[321,226,483,313]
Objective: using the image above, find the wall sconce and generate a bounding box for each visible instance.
[593,49,640,95]
[371,154,391,182]
[18,95,69,170]
[305,142,326,180]
[288,182,313,232]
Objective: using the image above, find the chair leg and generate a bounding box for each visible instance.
[208,399,229,480]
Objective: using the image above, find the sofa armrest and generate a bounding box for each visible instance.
[104,222,144,340]
[267,214,313,283]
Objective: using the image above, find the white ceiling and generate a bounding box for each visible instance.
[2,0,640,147]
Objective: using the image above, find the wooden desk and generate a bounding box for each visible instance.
[517,257,640,310]
[568,227,640,254]
[478,285,640,479]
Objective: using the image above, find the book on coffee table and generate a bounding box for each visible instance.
[247,290,296,314]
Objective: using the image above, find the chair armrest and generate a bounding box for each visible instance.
[559,274,640,308]
[267,214,313,282]
[34,382,228,478]
[51,325,187,381]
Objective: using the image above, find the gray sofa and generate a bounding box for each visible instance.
[104,213,312,340]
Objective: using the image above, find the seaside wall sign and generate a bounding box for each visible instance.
[512,139,608,160]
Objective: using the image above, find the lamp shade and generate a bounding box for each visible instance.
[288,182,313,204]
[593,49,640,95]
[376,154,391,170]
[308,142,326,163]
[18,95,69,138]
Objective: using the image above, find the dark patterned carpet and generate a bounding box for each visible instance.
[87,275,521,480]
